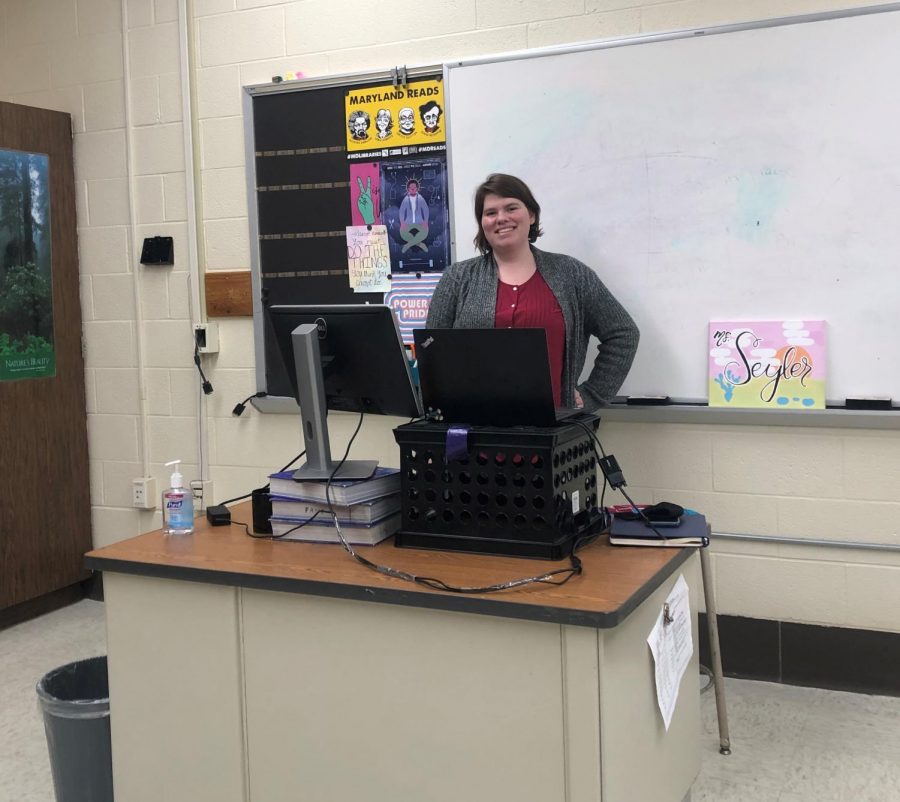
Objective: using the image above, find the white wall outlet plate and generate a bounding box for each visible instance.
[194,323,219,354]
[132,476,158,510]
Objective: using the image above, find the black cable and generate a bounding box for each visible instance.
[323,413,589,593]
[235,411,371,543]
[571,419,669,541]
[572,419,607,458]
[572,419,610,511]
[241,510,326,539]
[218,450,307,507]
[233,391,267,416]
[277,450,307,473]
[193,343,213,395]
[232,521,261,537]
[220,491,254,506]
[615,486,670,540]
[231,414,591,589]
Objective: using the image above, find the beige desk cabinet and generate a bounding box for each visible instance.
[87,506,701,802]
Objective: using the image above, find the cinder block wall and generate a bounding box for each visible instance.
[1,0,897,632]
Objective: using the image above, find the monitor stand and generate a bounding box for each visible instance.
[290,324,377,482]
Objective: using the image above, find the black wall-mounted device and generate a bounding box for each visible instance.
[140,236,174,265]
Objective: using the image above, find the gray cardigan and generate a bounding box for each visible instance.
[426,247,640,408]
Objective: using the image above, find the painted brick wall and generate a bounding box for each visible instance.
[1,0,897,629]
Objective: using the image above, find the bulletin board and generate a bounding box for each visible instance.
[244,67,449,401]
[444,4,900,406]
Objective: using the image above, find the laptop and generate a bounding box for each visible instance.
[413,328,584,427]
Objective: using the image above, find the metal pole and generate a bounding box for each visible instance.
[699,544,731,754]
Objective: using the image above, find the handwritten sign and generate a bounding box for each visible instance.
[346,225,391,293]
[708,320,826,409]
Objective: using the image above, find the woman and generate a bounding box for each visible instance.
[426,173,639,410]
[375,108,393,140]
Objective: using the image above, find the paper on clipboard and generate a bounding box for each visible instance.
[647,573,693,731]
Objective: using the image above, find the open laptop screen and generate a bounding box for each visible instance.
[414,328,566,427]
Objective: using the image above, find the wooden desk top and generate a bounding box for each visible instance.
[85,503,694,629]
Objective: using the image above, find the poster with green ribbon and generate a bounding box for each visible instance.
[0,148,55,381]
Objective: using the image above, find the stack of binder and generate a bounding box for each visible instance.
[266,467,401,545]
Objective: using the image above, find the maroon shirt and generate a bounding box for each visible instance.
[494,270,566,407]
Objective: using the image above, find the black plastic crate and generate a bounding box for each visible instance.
[392,417,600,559]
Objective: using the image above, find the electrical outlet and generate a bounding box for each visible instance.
[194,323,219,354]
[132,477,157,510]
[190,479,214,510]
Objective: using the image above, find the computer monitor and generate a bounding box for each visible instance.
[267,304,423,481]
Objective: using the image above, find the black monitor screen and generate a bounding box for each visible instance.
[267,304,422,419]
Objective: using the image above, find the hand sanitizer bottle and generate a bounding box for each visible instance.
[162,460,194,535]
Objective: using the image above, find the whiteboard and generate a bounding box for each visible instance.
[445,7,900,402]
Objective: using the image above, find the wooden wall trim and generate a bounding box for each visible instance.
[205,270,253,317]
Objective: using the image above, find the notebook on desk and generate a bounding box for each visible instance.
[609,513,709,547]
[413,328,584,427]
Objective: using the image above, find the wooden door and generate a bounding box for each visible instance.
[0,102,92,614]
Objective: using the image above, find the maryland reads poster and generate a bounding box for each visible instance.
[0,148,55,381]
[708,321,826,409]
[344,78,446,159]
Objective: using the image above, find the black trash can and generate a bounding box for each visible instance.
[36,655,114,802]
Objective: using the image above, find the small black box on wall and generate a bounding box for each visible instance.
[140,236,174,265]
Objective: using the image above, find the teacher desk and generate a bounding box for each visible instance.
[85,503,701,802]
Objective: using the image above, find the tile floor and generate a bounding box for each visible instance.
[1,599,898,802]
[1,601,107,802]
[693,676,900,801]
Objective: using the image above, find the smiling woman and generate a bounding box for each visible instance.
[426,173,639,409]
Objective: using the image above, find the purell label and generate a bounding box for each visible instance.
[164,491,192,530]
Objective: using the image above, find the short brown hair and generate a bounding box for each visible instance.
[473,173,543,254]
